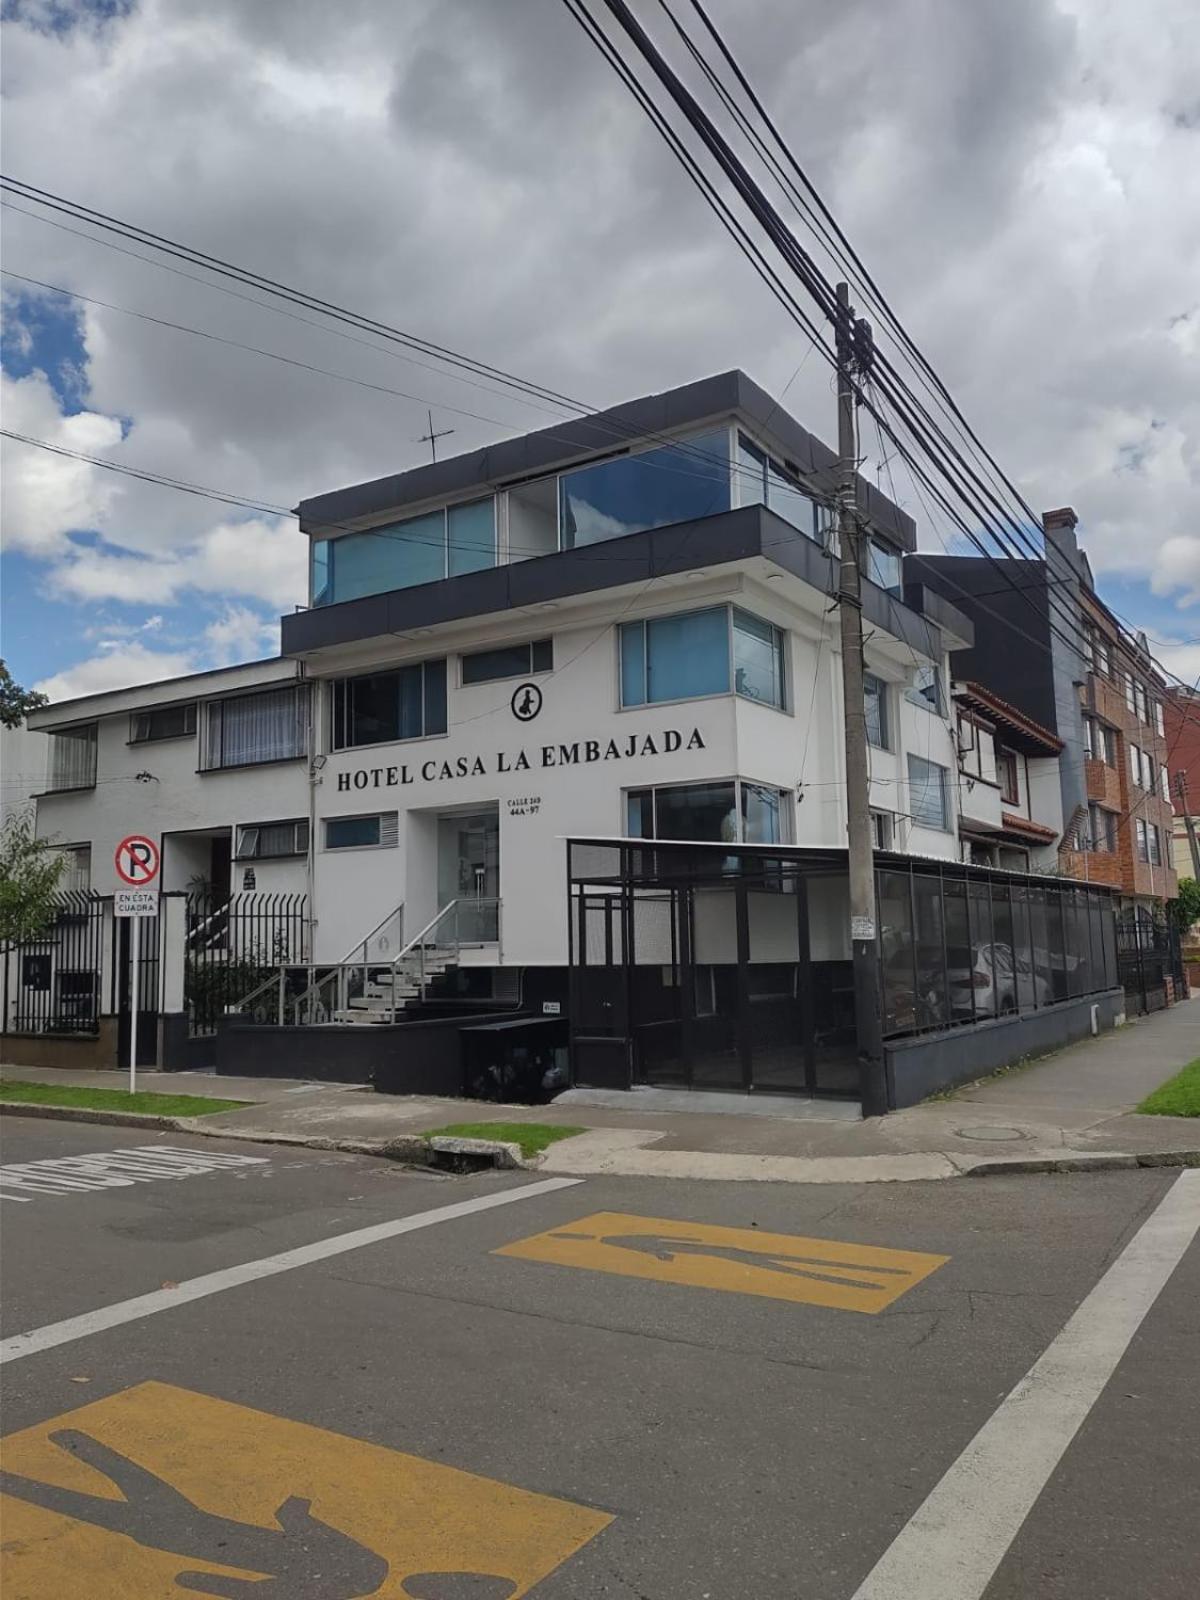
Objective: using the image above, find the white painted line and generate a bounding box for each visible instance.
[0,1176,582,1364]
[0,1144,270,1202]
[851,1168,1200,1600]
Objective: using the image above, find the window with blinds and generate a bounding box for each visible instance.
[202,686,308,770]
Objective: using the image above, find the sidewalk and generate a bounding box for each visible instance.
[4,999,1198,1183]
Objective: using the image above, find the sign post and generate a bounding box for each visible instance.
[114,835,161,1095]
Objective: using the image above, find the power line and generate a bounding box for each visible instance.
[585,1,1129,677]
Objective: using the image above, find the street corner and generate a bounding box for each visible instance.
[0,1381,612,1599]
[494,1210,949,1314]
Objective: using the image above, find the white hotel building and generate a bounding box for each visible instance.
[23,373,1121,1106]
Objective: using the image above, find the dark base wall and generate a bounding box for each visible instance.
[0,1018,120,1071]
[215,1010,540,1093]
[885,989,1127,1109]
[158,1014,217,1072]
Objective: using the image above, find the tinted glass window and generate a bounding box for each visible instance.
[332,661,446,749]
[462,639,552,685]
[908,755,949,830]
[732,609,785,709]
[620,608,730,707]
[447,498,496,577]
[560,429,731,549]
[326,815,381,849]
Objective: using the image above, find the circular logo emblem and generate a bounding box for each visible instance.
[510,681,543,722]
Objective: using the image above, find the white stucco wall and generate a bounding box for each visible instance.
[30,572,962,969]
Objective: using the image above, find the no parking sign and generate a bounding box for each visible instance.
[113,835,160,1092]
[114,835,160,888]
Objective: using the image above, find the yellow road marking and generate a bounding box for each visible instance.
[0,1381,611,1598]
[496,1211,949,1313]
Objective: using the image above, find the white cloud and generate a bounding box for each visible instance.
[1151,537,1200,608]
[46,517,306,609]
[204,605,280,666]
[34,642,197,703]
[0,368,123,556]
[1153,636,1200,689]
[1,0,1198,680]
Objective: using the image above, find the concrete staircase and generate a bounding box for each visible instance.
[333,947,458,1024]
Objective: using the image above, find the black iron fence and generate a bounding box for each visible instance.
[1,892,107,1035]
[1116,913,1176,1016]
[184,890,309,1036]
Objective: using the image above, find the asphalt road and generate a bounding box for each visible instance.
[1,1116,1197,1600]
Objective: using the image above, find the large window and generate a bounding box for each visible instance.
[906,663,945,716]
[331,660,447,750]
[312,497,496,606]
[732,608,786,707]
[130,704,197,744]
[46,725,97,792]
[626,779,789,844]
[1086,627,1111,678]
[203,687,308,771]
[560,429,731,549]
[736,432,833,543]
[462,638,552,686]
[908,755,950,831]
[1088,803,1115,853]
[1129,742,1142,788]
[619,606,786,711]
[864,674,890,749]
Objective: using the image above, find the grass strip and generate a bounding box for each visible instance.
[422,1121,586,1159]
[0,1080,250,1118]
[1136,1059,1200,1118]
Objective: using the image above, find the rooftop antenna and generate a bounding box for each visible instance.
[418,409,455,464]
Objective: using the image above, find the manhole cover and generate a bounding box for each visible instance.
[955,1125,1029,1143]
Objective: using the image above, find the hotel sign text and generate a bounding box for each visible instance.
[336,726,706,792]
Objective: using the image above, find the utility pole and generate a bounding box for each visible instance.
[419,409,455,464]
[1177,770,1200,879]
[835,281,887,1118]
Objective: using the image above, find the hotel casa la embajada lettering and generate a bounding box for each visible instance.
[335,726,707,792]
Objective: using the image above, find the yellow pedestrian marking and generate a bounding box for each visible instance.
[0,1381,611,1598]
[496,1211,949,1314]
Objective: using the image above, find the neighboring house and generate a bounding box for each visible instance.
[0,721,49,829]
[952,682,1064,871]
[909,506,1177,917]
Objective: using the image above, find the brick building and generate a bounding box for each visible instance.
[1058,571,1177,911]
[1164,685,1200,884]
[909,507,1177,916]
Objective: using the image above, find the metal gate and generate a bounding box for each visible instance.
[1116,913,1172,1016]
[1,892,107,1036]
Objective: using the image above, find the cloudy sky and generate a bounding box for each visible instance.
[1,0,1198,702]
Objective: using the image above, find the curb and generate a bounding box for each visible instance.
[0,1102,533,1173]
[0,1102,186,1132]
[963,1149,1200,1176]
[2,1102,1196,1182]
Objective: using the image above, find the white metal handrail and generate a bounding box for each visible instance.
[339,902,404,965]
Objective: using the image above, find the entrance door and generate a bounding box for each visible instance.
[437,806,499,942]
